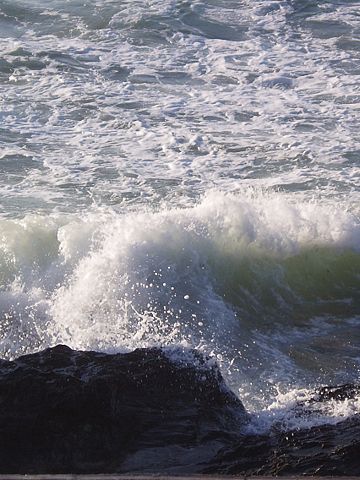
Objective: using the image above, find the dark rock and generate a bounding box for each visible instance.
[2,344,360,475]
[314,384,360,402]
[203,385,360,476]
[0,345,246,474]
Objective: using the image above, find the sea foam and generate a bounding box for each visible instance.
[0,190,359,413]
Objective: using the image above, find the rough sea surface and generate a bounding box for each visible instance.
[0,0,359,432]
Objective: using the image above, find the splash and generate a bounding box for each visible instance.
[0,190,358,405]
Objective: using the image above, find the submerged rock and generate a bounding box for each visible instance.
[0,345,246,474]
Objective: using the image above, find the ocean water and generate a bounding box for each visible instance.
[0,0,359,429]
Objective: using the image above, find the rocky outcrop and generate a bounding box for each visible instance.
[1,345,360,475]
[204,384,360,476]
[0,345,246,474]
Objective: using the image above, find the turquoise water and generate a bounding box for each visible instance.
[0,0,359,423]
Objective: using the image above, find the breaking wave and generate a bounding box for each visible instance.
[0,190,359,417]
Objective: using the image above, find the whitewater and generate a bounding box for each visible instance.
[0,0,359,430]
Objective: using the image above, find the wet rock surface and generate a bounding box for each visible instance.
[0,346,360,475]
[0,345,245,474]
[205,384,360,476]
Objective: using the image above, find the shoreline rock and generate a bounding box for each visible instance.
[0,345,246,474]
[205,384,360,476]
[1,345,359,475]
